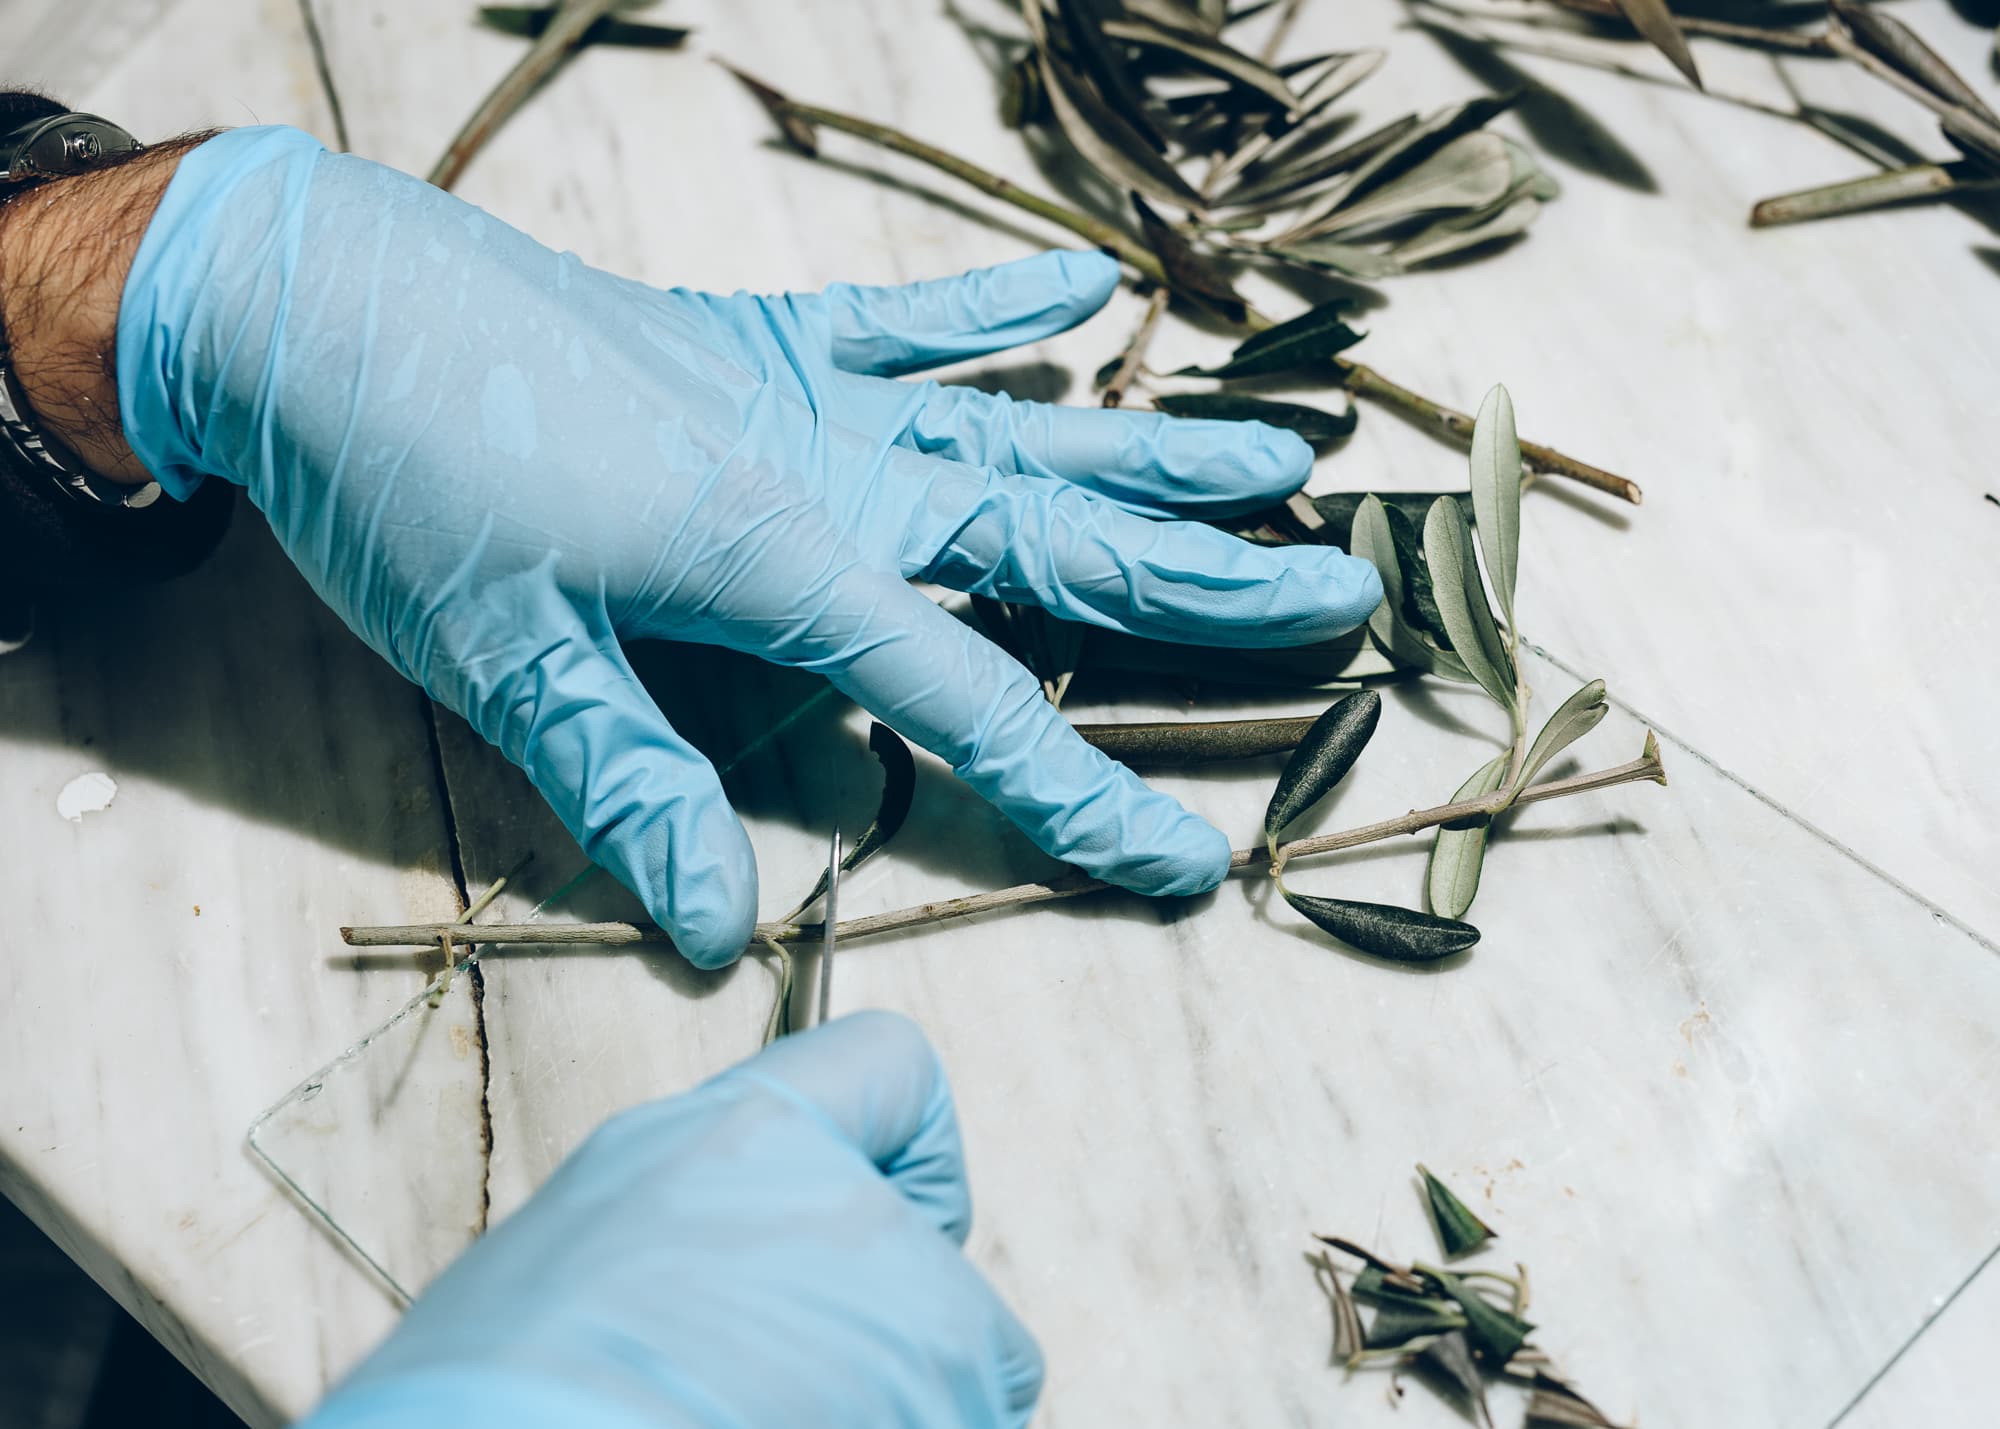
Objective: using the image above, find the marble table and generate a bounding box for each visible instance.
[3,1,1996,1424]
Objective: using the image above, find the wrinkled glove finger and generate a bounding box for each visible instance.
[821,250,1118,377]
[889,379,1312,519]
[725,1011,972,1243]
[427,590,758,969]
[878,448,1383,646]
[734,558,1230,897]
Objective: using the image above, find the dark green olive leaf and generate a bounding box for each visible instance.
[1092,353,1126,389]
[1084,626,1391,689]
[1132,196,1248,319]
[1154,392,1354,444]
[1423,496,1516,709]
[1428,1267,1535,1364]
[1101,16,1296,108]
[1418,1163,1496,1257]
[478,4,690,47]
[1281,891,1481,962]
[1611,0,1702,89]
[1383,502,1454,651]
[1347,495,1471,682]
[1351,1264,1446,1311]
[1426,751,1508,919]
[1415,1331,1494,1429]
[1171,299,1364,378]
[1264,690,1382,837]
[723,65,819,156]
[1520,680,1609,786]
[1074,714,1315,766]
[1309,491,1471,553]
[1365,1298,1467,1349]
[786,723,916,915]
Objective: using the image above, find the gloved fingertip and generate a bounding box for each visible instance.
[659,859,760,969]
[1104,814,1231,899]
[1050,247,1121,311]
[996,1316,1047,1424]
[1248,422,1316,493]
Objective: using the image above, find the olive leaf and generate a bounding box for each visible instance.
[1519,680,1610,787]
[1610,0,1702,90]
[1307,132,1516,235]
[1381,503,1454,650]
[1223,112,1420,209]
[1023,3,1206,208]
[1277,93,1516,242]
[1172,298,1363,377]
[1415,1331,1494,1429]
[1423,496,1516,709]
[1349,494,1472,682]
[1468,384,1521,626]
[1073,714,1317,766]
[1133,196,1248,319]
[1365,1297,1468,1349]
[783,723,917,919]
[1281,891,1481,962]
[1350,1263,1441,1310]
[1425,750,1508,919]
[1388,194,1542,270]
[1086,626,1393,689]
[478,4,690,47]
[1426,1267,1535,1363]
[1418,1163,1496,1257]
[1263,690,1382,839]
[1829,1,1996,124]
[1153,392,1354,444]
[1100,16,1296,109]
[1308,490,1471,553]
[1525,1375,1630,1428]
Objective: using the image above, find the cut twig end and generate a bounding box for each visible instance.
[716,59,820,156]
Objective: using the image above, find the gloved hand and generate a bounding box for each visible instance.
[119,126,1382,966]
[297,1012,1041,1429]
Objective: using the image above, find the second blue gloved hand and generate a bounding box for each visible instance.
[119,127,1383,966]
[297,1012,1043,1429]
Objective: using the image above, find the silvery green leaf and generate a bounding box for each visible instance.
[1311,132,1514,237]
[1265,238,1403,279]
[1350,495,1471,681]
[1611,0,1702,89]
[1519,680,1609,785]
[1290,47,1385,121]
[1277,94,1515,243]
[1426,751,1508,919]
[1021,3,1205,208]
[1502,136,1563,201]
[1422,496,1516,708]
[1389,194,1542,268]
[1101,16,1296,109]
[1221,113,1420,213]
[1468,384,1521,626]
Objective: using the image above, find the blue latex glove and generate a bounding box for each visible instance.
[119,126,1382,966]
[297,1012,1041,1428]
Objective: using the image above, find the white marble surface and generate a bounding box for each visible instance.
[4,0,1999,1424]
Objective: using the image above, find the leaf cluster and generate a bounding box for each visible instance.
[1311,1165,1630,1429]
[1012,1,1560,282]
